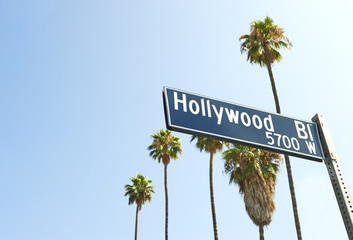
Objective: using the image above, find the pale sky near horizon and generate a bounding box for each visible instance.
[1,0,353,239]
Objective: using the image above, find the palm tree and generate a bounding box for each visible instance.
[223,144,282,240]
[124,174,155,240]
[190,136,227,240]
[239,16,291,114]
[239,16,302,239]
[148,129,182,240]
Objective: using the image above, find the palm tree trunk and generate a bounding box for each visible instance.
[164,164,169,240]
[259,225,264,240]
[266,63,281,114]
[266,63,302,240]
[209,152,218,240]
[135,205,139,240]
[284,155,302,240]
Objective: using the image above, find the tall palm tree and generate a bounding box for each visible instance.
[124,174,155,240]
[148,129,182,240]
[190,136,227,240]
[239,16,302,239]
[223,144,282,240]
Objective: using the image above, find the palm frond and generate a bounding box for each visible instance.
[124,174,155,210]
[239,16,291,67]
[148,129,182,166]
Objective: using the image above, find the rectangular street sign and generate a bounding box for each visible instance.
[163,87,324,162]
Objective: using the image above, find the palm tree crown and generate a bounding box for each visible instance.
[124,174,155,211]
[148,129,182,166]
[190,136,226,154]
[223,145,281,191]
[240,16,292,67]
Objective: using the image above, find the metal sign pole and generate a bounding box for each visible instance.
[312,114,353,239]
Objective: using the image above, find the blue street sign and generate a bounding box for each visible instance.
[163,87,324,162]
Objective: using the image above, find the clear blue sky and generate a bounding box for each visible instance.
[1,0,353,239]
